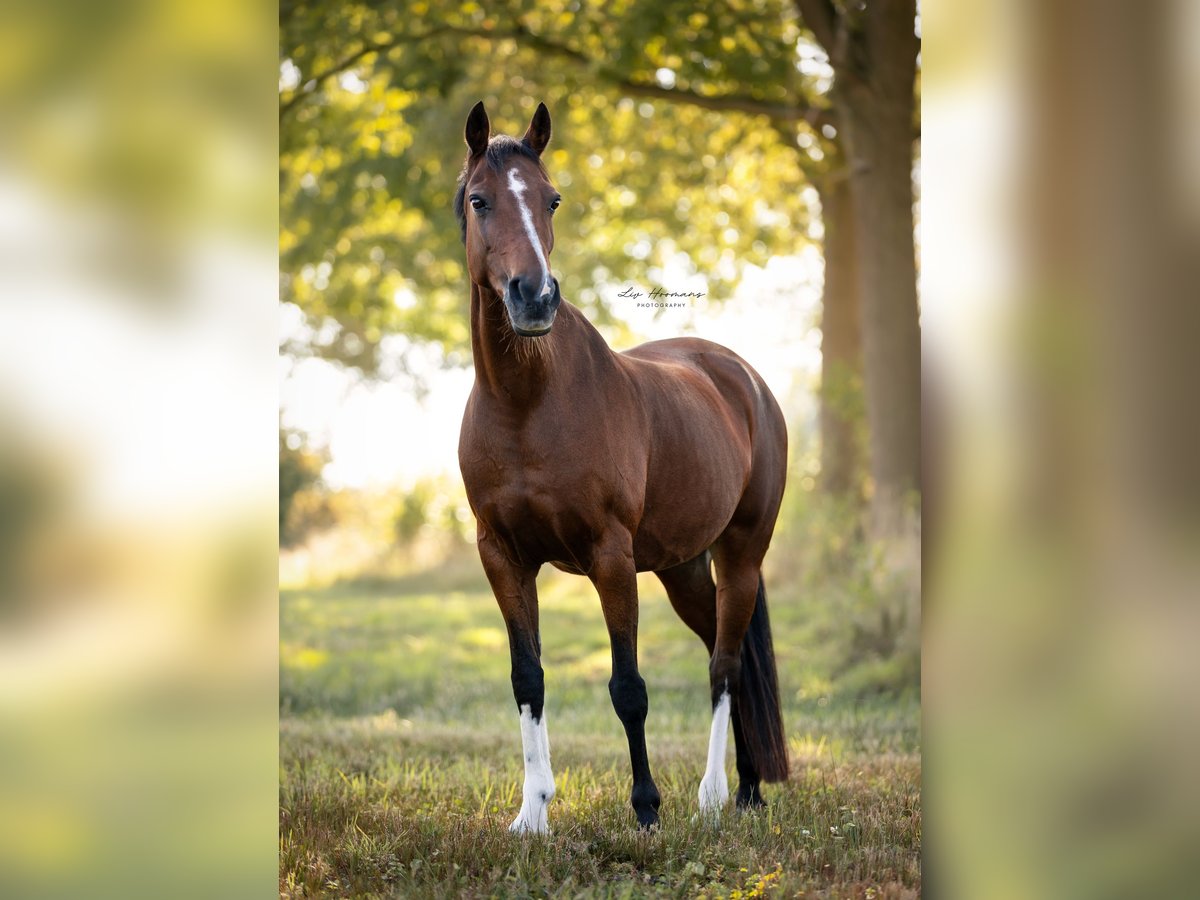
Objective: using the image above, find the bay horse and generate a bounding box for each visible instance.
[456,101,789,832]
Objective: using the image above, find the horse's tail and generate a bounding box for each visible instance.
[738,574,789,782]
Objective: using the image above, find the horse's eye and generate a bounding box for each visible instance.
[549,198,561,212]
[470,196,488,211]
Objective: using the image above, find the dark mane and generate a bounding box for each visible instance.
[454,135,548,243]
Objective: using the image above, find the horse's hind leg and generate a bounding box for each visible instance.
[656,552,717,653]
[657,552,764,811]
[712,519,789,799]
[478,532,555,834]
[591,533,661,829]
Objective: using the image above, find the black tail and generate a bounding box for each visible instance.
[738,575,789,782]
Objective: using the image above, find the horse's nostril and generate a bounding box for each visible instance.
[511,276,544,304]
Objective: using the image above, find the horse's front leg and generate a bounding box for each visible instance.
[478,534,554,834]
[589,536,662,829]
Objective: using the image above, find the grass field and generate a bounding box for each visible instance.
[280,552,921,898]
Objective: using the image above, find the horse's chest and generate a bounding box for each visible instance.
[470,477,599,567]
[462,434,612,565]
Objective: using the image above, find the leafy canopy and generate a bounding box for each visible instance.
[280,0,834,373]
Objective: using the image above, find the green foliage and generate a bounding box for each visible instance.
[3,0,275,247]
[772,449,920,697]
[280,0,832,372]
[0,431,65,618]
[279,478,478,587]
[390,481,432,544]
[279,429,330,547]
[387,476,475,545]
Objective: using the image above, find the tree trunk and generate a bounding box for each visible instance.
[835,4,921,539]
[816,175,864,502]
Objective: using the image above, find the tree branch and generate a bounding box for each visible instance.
[508,21,830,125]
[279,25,460,119]
[618,76,829,127]
[280,44,377,118]
[280,21,831,129]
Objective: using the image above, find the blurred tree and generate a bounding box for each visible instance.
[279,0,919,523]
[279,429,329,547]
[393,480,434,543]
[815,176,864,501]
[0,431,66,619]
[794,0,921,535]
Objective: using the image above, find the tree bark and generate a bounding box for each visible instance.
[834,2,921,538]
[816,175,864,501]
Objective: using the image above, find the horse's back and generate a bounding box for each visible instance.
[621,337,785,442]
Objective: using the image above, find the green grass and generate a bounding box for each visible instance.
[280,556,921,897]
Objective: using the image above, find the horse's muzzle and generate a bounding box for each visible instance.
[505,276,561,337]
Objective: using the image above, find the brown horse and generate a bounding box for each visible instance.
[456,101,789,832]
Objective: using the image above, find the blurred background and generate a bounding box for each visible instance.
[924,1,1200,896]
[0,0,277,897]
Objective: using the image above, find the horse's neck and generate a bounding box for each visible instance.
[469,283,607,406]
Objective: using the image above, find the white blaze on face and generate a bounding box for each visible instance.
[505,168,552,297]
[510,704,556,834]
[698,690,731,813]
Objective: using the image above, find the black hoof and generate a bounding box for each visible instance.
[735,784,766,810]
[635,809,660,830]
[633,797,661,830]
[632,782,661,830]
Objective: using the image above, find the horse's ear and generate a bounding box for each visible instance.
[522,102,552,156]
[465,101,490,157]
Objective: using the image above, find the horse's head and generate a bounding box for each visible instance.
[457,101,562,337]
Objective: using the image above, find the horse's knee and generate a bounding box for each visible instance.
[608,669,648,725]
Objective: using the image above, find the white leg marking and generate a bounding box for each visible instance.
[505,169,552,295]
[510,704,555,834]
[698,691,731,813]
